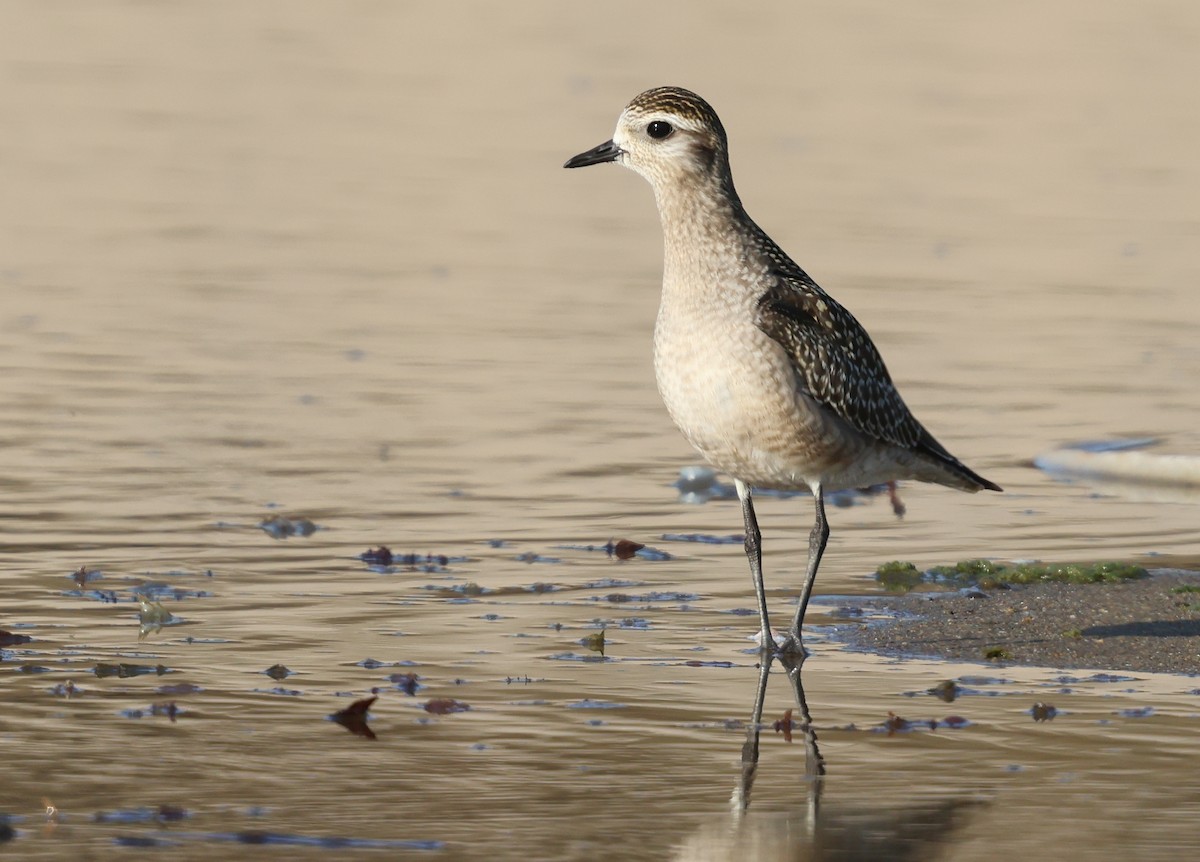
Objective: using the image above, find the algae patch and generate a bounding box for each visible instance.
[874,559,1148,592]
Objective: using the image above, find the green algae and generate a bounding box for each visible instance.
[875,561,923,592]
[875,559,1148,591]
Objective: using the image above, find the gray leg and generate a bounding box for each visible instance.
[735,479,774,650]
[783,483,828,656]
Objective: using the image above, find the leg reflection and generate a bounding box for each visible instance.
[734,653,824,817]
[714,656,983,862]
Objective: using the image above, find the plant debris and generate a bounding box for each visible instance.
[876,558,1150,592]
[260,515,318,539]
[609,539,644,560]
[390,672,420,695]
[0,630,32,647]
[423,698,470,715]
[773,708,795,742]
[928,680,960,702]
[1031,702,1057,722]
[331,696,377,739]
[95,662,169,678]
[582,630,606,656]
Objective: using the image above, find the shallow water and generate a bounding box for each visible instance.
[3,1,1200,858]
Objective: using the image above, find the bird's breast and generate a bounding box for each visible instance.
[652,293,845,488]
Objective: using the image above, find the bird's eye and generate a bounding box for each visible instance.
[647,120,674,140]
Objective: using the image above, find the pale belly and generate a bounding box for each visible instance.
[653,312,917,491]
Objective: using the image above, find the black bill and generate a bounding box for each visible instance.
[563,139,622,169]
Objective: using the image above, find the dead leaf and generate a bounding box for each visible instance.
[884,711,909,735]
[423,698,470,715]
[773,708,795,742]
[609,539,645,560]
[361,546,394,566]
[583,630,606,656]
[332,695,378,739]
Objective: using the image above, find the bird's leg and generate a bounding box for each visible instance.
[735,479,775,651]
[781,483,828,657]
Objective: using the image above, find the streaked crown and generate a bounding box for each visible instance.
[622,87,728,142]
[613,87,732,186]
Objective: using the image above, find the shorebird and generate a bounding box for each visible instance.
[564,86,1001,656]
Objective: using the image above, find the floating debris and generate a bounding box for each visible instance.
[594,591,698,604]
[929,681,961,703]
[560,539,674,561]
[138,599,176,640]
[95,662,169,678]
[188,831,441,850]
[157,683,202,696]
[361,546,395,566]
[773,708,795,742]
[884,711,910,734]
[0,630,32,647]
[875,711,969,734]
[72,566,101,588]
[514,552,560,564]
[581,577,642,589]
[423,698,470,715]
[356,657,413,669]
[93,805,190,824]
[259,515,318,539]
[121,702,180,721]
[132,581,211,601]
[545,651,609,663]
[330,696,377,739]
[389,672,419,696]
[360,548,463,572]
[566,699,626,709]
[1031,702,1057,722]
[265,664,292,681]
[582,630,606,656]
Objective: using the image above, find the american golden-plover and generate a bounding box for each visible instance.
[565,86,1001,656]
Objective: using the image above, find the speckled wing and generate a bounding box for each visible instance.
[754,271,940,454]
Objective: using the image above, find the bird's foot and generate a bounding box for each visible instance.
[755,627,779,653]
[776,632,810,661]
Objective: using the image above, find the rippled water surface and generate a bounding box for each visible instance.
[3,1,1200,858]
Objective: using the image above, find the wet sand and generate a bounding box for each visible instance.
[835,570,1200,675]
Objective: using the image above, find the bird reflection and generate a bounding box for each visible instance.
[677,655,981,862]
[733,653,824,820]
